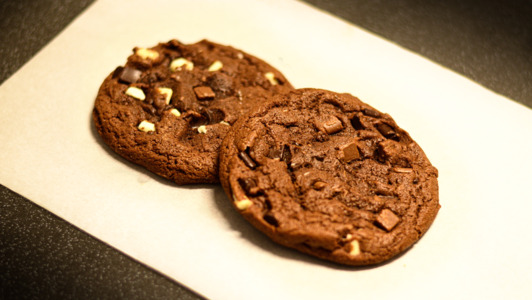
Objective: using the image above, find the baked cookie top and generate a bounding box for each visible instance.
[219,88,439,266]
[93,39,293,184]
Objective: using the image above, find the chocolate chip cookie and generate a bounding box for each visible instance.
[219,88,439,266]
[92,39,293,184]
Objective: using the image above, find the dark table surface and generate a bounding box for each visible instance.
[1,0,531,299]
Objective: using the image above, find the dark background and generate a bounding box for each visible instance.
[1,0,531,299]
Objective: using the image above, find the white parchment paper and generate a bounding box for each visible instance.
[1,0,531,299]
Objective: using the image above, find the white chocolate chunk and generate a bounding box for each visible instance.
[125,87,145,100]
[233,195,253,210]
[138,120,155,132]
[264,72,278,85]
[135,48,159,60]
[157,87,173,104]
[220,121,230,126]
[232,192,254,210]
[235,199,253,210]
[208,60,223,72]
[169,108,181,117]
[170,57,194,71]
[197,125,207,134]
[349,240,360,256]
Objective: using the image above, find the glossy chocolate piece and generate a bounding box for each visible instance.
[193,86,216,100]
[118,67,142,84]
[238,150,257,169]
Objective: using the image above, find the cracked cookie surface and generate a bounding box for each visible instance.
[219,88,439,266]
[93,39,293,184]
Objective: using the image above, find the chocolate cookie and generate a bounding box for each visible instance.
[93,39,293,184]
[219,88,439,266]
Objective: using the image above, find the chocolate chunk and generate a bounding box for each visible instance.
[339,141,360,162]
[239,150,257,169]
[375,209,400,231]
[363,108,381,118]
[207,72,233,95]
[112,66,124,79]
[350,115,364,130]
[322,116,343,134]
[238,177,258,195]
[119,67,142,84]
[263,214,279,227]
[193,86,216,100]
[312,181,327,190]
[280,145,292,163]
[376,123,399,141]
[268,145,291,162]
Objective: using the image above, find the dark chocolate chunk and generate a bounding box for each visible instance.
[112,66,124,79]
[193,86,216,100]
[350,115,364,130]
[119,66,142,84]
[375,209,400,231]
[239,150,257,169]
[207,72,233,95]
[238,177,258,195]
[339,141,360,162]
[363,108,381,118]
[263,213,279,227]
[376,123,399,141]
[323,116,343,134]
[280,144,292,163]
[268,145,292,163]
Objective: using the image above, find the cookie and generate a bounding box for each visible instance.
[93,39,293,184]
[219,88,439,266]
